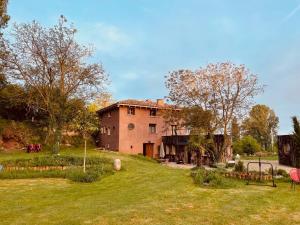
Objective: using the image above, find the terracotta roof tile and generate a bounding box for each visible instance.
[97,99,178,114]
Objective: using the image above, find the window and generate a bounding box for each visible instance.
[149,124,156,133]
[150,109,157,116]
[128,123,135,130]
[108,112,112,117]
[128,107,135,115]
[107,127,111,135]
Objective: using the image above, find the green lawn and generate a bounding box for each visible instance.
[0,149,299,225]
[241,154,278,161]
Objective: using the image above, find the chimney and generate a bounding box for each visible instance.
[156,99,164,106]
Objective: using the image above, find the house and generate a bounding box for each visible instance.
[97,99,231,163]
[97,99,181,158]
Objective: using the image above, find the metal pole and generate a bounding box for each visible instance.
[83,138,87,173]
[259,157,262,182]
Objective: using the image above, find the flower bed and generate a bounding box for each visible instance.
[0,155,115,183]
[224,172,273,181]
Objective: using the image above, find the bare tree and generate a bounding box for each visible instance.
[165,62,263,161]
[1,16,108,153]
[0,0,9,32]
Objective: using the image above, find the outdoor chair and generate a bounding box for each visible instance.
[289,168,300,190]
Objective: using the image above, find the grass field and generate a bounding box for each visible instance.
[0,149,299,225]
[241,154,278,161]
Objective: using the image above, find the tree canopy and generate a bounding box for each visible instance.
[1,16,108,152]
[242,104,279,151]
[165,62,264,161]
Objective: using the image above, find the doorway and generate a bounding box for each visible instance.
[143,143,154,158]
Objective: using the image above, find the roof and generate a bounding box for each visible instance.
[97,99,178,114]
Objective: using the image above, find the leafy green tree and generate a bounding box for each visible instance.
[71,106,99,172]
[242,104,279,151]
[181,106,216,165]
[1,16,108,153]
[292,116,300,168]
[233,135,261,155]
[0,83,28,120]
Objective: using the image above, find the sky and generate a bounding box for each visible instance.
[6,0,300,134]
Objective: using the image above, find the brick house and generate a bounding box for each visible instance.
[97,99,231,163]
[97,99,181,158]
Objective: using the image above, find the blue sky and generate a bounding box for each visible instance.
[7,0,300,134]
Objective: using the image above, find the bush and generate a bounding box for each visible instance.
[1,155,112,167]
[234,161,245,172]
[1,121,33,146]
[268,168,288,177]
[191,168,235,188]
[233,136,261,155]
[0,156,114,183]
[67,169,100,183]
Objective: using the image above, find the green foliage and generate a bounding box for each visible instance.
[191,168,236,188]
[0,155,114,182]
[233,136,261,155]
[234,161,245,172]
[70,106,99,141]
[1,155,112,167]
[242,104,279,151]
[0,84,28,120]
[131,154,158,163]
[67,169,99,183]
[1,121,34,146]
[270,168,288,177]
[292,116,300,167]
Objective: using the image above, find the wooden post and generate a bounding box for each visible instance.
[83,138,87,173]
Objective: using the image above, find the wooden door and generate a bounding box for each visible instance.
[144,143,154,158]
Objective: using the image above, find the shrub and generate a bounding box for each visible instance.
[234,161,245,172]
[233,136,261,155]
[1,121,33,146]
[191,168,235,188]
[268,168,288,177]
[1,155,112,167]
[0,156,114,183]
[67,169,100,183]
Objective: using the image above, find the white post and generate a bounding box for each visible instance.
[83,138,87,173]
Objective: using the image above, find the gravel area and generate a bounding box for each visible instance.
[241,160,292,173]
[163,160,293,173]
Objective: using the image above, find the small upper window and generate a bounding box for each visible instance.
[108,112,112,117]
[149,124,156,133]
[150,109,157,116]
[128,107,135,115]
[128,123,135,130]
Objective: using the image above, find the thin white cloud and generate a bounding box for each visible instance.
[281,3,300,24]
[77,22,132,56]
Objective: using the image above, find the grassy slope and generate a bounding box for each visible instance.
[0,149,299,225]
